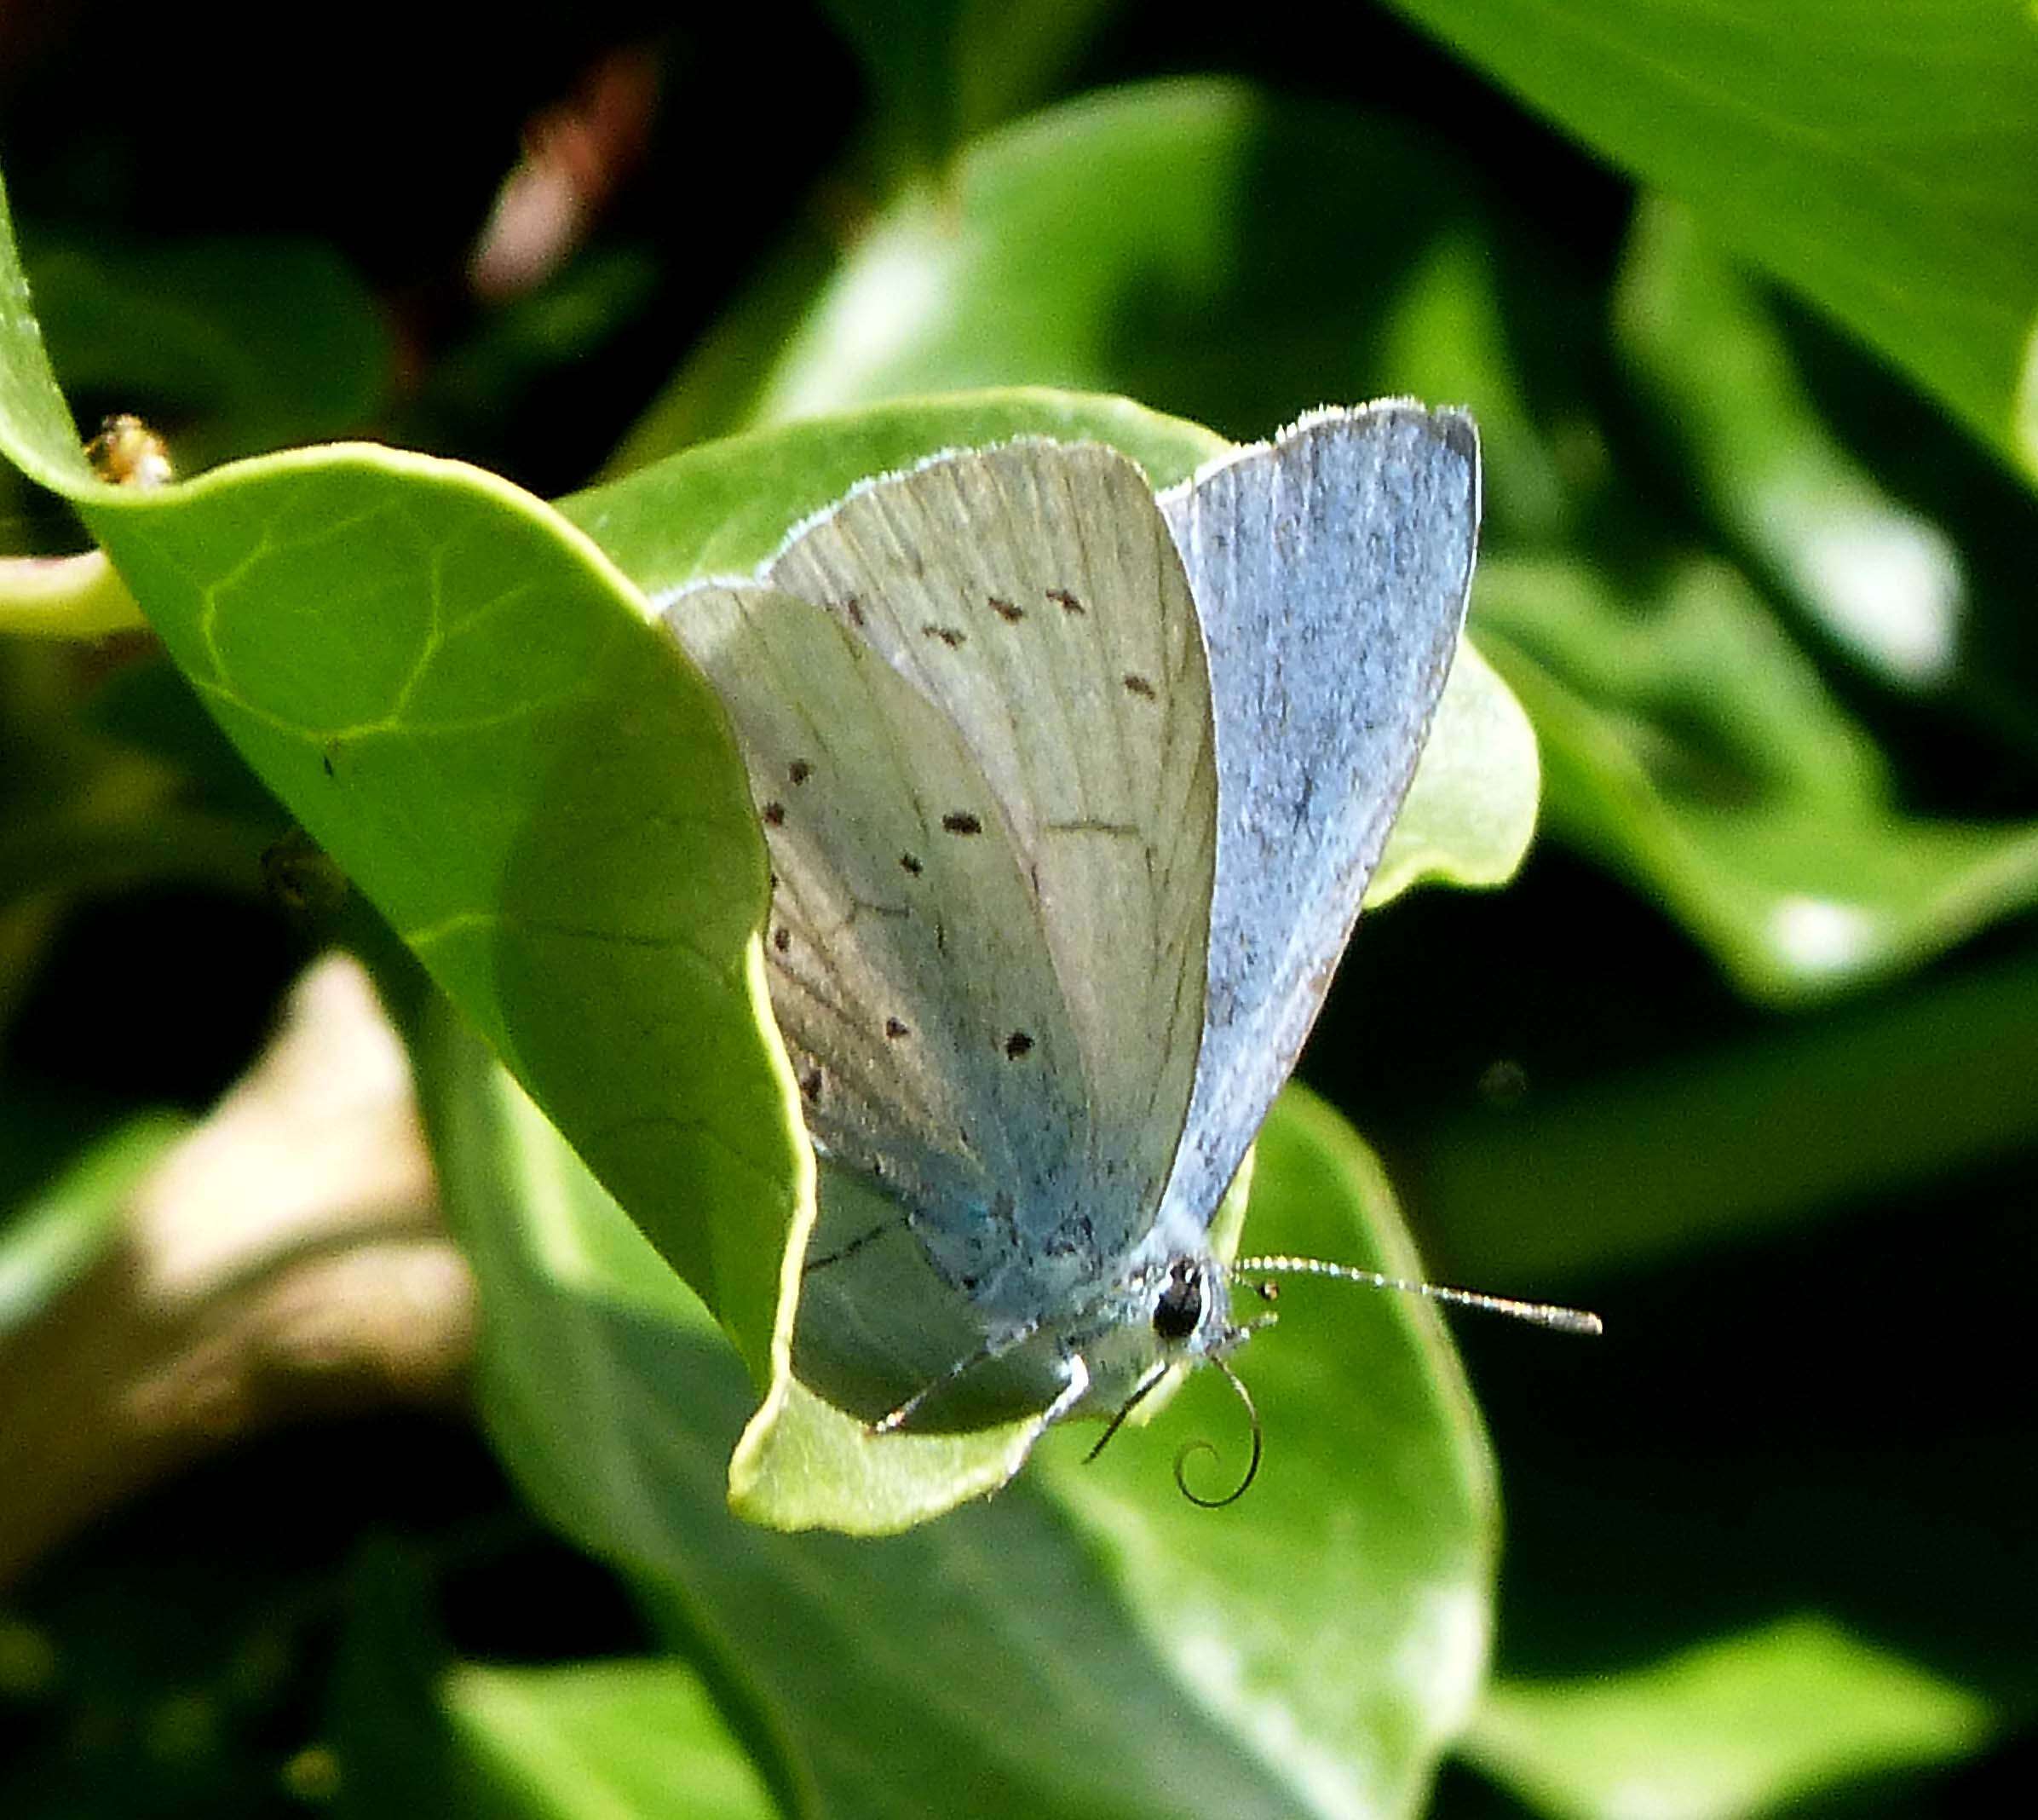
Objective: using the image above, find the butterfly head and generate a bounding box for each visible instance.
[1150,1253,1218,1345]
[1091,1249,1600,1506]
[1126,1251,1268,1365]
[1077,1248,1275,1506]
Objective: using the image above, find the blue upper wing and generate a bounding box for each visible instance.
[1149,403,1480,1249]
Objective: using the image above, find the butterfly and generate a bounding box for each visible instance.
[662,402,1592,1504]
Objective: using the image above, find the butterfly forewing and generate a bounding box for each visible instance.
[1154,404,1480,1241]
[765,441,1219,1276]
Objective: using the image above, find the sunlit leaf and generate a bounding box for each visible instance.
[1041,1087,1500,1820]
[421,998,1495,1811]
[0,169,796,1379]
[441,1662,778,1820]
[655,80,1479,446]
[1615,199,1968,689]
[1380,0,2038,479]
[1476,556,2038,1001]
[1464,1615,1993,1820]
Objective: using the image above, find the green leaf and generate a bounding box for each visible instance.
[440,1662,777,1820]
[728,1374,1045,1533]
[0,169,797,1380]
[1463,1615,1993,1820]
[1475,554,2038,1002]
[1040,1086,1500,1820]
[820,0,1124,173]
[1380,0,2038,480]
[421,999,1495,1812]
[1368,640,1538,906]
[562,387,1229,590]
[332,1549,767,1820]
[419,1009,1298,1811]
[0,204,101,499]
[1615,199,1968,689]
[660,80,1479,444]
[98,462,792,1374]
[24,233,391,464]
[1419,944,2038,1286]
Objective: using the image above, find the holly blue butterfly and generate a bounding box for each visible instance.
[662,401,1595,1504]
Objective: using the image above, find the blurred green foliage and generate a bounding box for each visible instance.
[1,2,2035,1817]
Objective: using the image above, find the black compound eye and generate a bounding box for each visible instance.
[1152,1258,1203,1342]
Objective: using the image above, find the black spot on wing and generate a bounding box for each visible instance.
[789,758,813,785]
[922,623,967,648]
[799,1066,823,1103]
[900,852,924,876]
[988,596,1023,622]
[942,812,982,835]
[1122,673,1156,700]
[762,801,786,827]
[1005,1031,1033,1059]
[772,926,790,953]
[1046,588,1085,615]
[884,1017,910,1040]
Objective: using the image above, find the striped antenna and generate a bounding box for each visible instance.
[1230,1254,1603,1337]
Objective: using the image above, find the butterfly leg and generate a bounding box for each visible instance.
[867,1315,1045,1436]
[1041,1351,1091,1428]
[802,1214,907,1273]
